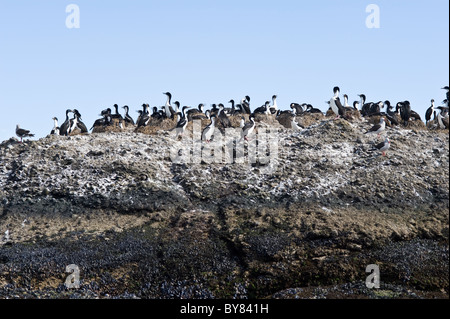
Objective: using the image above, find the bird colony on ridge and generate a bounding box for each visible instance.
[16,87,450,157]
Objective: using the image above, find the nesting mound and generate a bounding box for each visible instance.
[404,118,427,130]
[326,108,362,123]
[364,114,426,130]
[366,115,393,128]
[92,119,135,134]
[345,109,362,121]
[297,112,325,128]
[253,113,281,126]
[134,117,178,135]
[427,118,450,131]
[276,113,294,128]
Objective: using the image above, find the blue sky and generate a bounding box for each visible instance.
[0,0,448,142]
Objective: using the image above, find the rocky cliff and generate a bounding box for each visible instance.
[0,115,448,299]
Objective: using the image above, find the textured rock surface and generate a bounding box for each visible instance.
[0,116,448,299]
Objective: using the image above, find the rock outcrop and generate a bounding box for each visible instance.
[0,116,448,299]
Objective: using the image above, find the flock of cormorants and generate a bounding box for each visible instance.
[15,86,450,149]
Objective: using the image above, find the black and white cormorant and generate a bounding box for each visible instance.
[210,104,219,117]
[137,104,150,127]
[241,115,256,141]
[173,101,181,115]
[59,109,73,136]
[218,104,232,128]
[358,94,374,117]
[90,108,112,131]
[306,104,322,114]
[73,109,88,133]
[384,101,399,126]
[227,100,236,115]
[229,100,243,116]
[16,125,34,143]
[136,110,144,122]
[399,101,412,126]
[369,101,383,116]
[202,115,216,143]
[175,106,190,137]
[253,101,270,115]
[270,95,278,115]
[51,117,60,135]
[397,101,420,122]
[384,101,395,117]
[187,104,205,121]
[112,104,124,120]
[290,103,304,115]
[241,96,251,114]
[136,104,147,124]
[343,94,351,108]
[329,87,347,120]
[343,95,357,112]
[67,111,79,135]
[426,100,435,125]
[150,106,163,120]
[163,92,174,119]
[122,105,135,125]
[276,109,294,117]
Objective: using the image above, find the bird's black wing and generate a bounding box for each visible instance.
[366,124,381,133]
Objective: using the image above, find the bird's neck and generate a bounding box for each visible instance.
[360,97,365,105]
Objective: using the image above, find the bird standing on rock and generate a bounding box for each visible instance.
[16,125,34,143]
[122,105,135,126]
[372,138,391,157]
[329,87,347,120]
[426,100,435,125]
[365,117,386,140]
[50,117,60,135]
[218,104,232,128]
[175,106,190,138]
[112,104,124,120]
[241,115,256,142]
[290,103,304,115]
[73,109,88,134]
[399,101,412,126]
[202,115,216,143]
[59,109,73,136]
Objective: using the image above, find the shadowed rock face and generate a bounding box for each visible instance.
[0,117,448,299]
